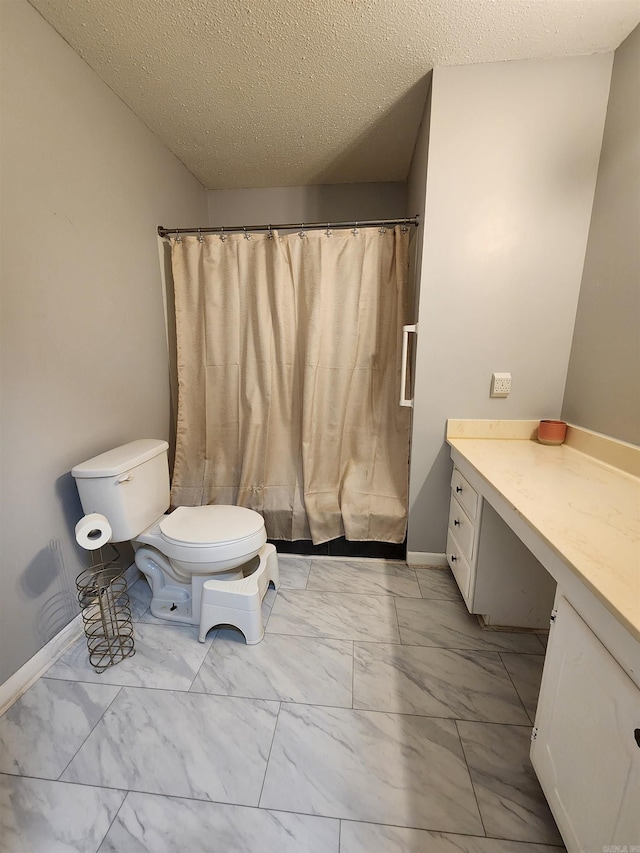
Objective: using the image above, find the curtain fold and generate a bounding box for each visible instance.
[170,225,411,544]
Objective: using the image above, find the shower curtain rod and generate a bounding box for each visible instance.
[157,215,419,238]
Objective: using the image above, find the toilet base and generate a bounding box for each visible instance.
[134,542,279,642]
[199,543,279,643]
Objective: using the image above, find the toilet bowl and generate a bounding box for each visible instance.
[139,505,267,577]
[72,439,279,643]
[133,504,275,633]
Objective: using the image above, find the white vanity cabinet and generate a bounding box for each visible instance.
[446,465,556,629]
[445,421,640,853]
[446,467,478,604]
[531,594,640,853]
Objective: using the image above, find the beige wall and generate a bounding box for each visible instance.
[562,26,640,445]
[407,53,612,556]
[207,183,407,227]
[0,0,207,684]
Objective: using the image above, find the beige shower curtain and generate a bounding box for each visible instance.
[170,225,411,544]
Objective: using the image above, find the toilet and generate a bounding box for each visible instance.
[71,439,279,644]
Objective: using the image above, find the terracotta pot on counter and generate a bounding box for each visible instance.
[537,419,567,446]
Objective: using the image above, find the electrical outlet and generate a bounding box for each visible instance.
[490,372,511,398]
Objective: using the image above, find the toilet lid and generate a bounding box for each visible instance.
[159,505,265,547]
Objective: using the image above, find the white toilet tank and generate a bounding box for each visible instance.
[72,439,170,542]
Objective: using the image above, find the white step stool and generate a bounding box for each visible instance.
[199,543,279,644]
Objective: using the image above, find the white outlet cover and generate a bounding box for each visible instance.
[491,372,511,397]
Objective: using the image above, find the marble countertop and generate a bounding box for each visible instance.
[446,421,640,641]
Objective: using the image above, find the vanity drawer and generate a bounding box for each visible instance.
[446,528,472,603]
[448,495,475,563]
[451,468,479,520]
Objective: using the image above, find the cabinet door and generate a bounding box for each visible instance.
[446,527,473,606]
[450,467,479,520]
[531,595,640,853]
[447,494,475,563]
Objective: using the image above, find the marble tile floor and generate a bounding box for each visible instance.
[0,557,562,853]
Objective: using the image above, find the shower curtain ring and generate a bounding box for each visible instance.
[243,227,251,240]
[197,228,204,243]
[401,219,408,233]
[351,221,359,236]
[219,227,226,242]
[175,230,182,243]
[299,223,306,238]
[267,225,274,239]
[379,222,387,234]
[325,223,332,237]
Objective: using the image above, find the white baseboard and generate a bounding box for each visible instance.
[406,551,448,568]
[0,563,139,717]
[278,551,450,568]
[0,612,84,716]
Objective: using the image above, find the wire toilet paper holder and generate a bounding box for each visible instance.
[75,544,135,673]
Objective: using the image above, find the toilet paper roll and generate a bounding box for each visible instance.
[75,513,112,550]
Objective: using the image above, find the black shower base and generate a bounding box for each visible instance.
[268,537,406,560]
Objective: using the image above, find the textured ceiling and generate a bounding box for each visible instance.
[28,0,640,189]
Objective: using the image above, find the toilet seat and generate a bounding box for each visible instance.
[159,505,265,548]
[136,504,267,567]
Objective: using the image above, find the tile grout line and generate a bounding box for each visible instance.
[350,640,355,710]
[535,633,548,652]
[454,718,488,839]
[187,629,220,693]
[391,594,403,645]
[337,813,568,847]
[256,701,282,808]
[265,627,544,652]
[55,686,124,782]
[498,651,535,724]
[285,587,424,599]
[93,788,130,852]
[432,717,566,850]
[262,585,278,631]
